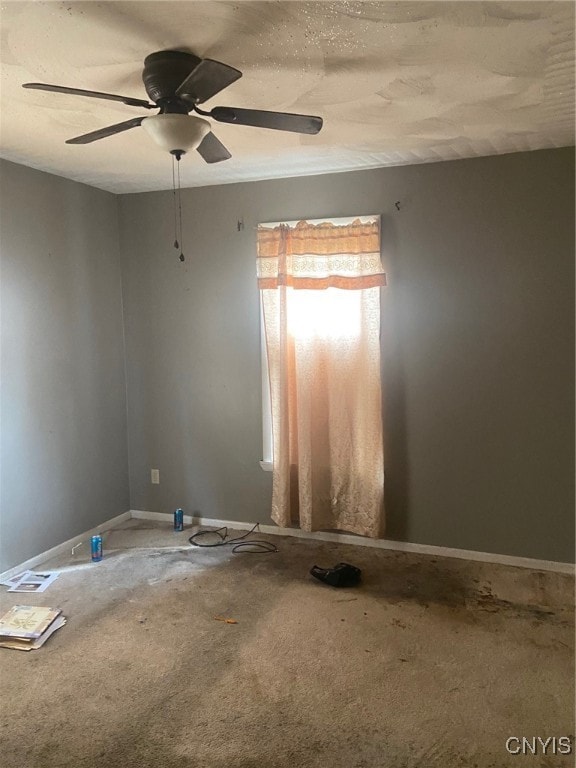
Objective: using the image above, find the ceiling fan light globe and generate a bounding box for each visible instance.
[141,114,210,153]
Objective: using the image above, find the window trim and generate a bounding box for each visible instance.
[260,297,273,471]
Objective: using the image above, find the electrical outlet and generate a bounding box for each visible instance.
[151,469,160,484]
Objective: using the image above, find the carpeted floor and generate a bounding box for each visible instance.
[0,519,573,768]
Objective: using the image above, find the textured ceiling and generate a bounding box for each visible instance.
[0,1,574,193]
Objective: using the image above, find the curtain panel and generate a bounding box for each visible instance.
[258,217,386,538]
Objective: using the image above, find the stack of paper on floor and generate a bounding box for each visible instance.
[1,570,60,593]
[0,605,66,651]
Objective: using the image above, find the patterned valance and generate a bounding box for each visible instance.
[257,218,385,290]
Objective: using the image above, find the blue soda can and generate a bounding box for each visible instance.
[174,508,184,532]
[91,534,103,562]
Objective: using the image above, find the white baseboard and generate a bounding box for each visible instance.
[129,510,574,575]
[0,511,132,581]
[2,508,572,580]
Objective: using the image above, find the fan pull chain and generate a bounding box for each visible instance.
[172,154,179,250]
[177,157,184,262]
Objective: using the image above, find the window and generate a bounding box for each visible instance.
[256,215,385,536]
[259,263,369,470]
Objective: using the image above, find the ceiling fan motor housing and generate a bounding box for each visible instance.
[142,50,201,110]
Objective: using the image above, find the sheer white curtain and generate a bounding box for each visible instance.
[257,217,386,538]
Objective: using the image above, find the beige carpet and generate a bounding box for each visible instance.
[0,519,573,768]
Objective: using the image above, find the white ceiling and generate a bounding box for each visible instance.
[1,1,574,194]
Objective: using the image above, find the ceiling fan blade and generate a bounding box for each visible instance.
[66,117,145,145]
[175,59,242,104]
[210,106,323,135]
[23,83,155,109]
[196,132,232,164]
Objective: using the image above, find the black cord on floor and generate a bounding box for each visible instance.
[188,523,278,554]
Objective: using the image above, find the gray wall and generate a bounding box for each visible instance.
[119,147,574,563]
[3,148,571,571]
[0,160,130,572]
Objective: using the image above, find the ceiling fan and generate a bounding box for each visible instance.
[22,49,324,163]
